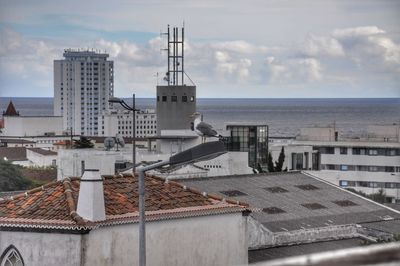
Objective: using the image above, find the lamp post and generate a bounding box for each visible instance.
[108,94,139,174]
[136,140,227,266]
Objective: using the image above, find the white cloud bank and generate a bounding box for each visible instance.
[0,25,399,97]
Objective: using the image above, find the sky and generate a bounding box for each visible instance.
[0,0,399,98]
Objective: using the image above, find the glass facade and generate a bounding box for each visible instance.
[225,125,268,168]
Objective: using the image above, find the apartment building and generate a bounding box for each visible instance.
[54,49,114,136]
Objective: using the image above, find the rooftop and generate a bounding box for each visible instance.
[0,147,27,161]
[3,101,19,116]
[27,148,57,156]
[179,172,400,232]
[249,238,363,264]
[0,174,247,231]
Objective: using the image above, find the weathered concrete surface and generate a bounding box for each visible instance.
[0,231,81,266]
[83,213,248,266]
[248,216,359,249]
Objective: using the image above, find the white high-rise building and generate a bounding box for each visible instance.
[54,49,114,136]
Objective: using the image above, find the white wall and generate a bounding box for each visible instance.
[0,231,81,266]
[57,148,134,179]
[308,170,400,200]
[83,213,248,266]
[1,213,248,266]
[2,116,63,136]
[26,150,57,167]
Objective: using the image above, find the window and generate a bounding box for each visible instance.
[162,96,167,102]
[190,96,195,102]
[319,147,334,154]
[182,95,188,102]
[340,147,347,155]
[340,165,348,171]
[171,96,177,102]
[1,245,24,266]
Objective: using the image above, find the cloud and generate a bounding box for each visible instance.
[332,26,385,39]
[0,23,399,97]
[265,57,322,84]
[303,34,344,57]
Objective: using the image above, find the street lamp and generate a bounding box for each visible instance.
[137,140,227,266]
[109,94,139,174]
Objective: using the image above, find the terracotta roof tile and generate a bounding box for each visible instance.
[0,175,247,231]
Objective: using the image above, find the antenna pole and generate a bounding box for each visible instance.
[132,93,136,174]
[182,26,184,85]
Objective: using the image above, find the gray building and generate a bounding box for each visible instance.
[54,49,114,136]
[156,85,196,135]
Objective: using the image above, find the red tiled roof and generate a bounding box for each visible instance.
[3,101,19,116]
[0,174,248,231]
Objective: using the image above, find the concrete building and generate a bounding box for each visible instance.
[269,126,400,202]
[0,172,248,266]
[54,49,114,136]
[98,109,157,138]
[179,171,400,264]
[1,101,63,137]
[156,85,196,135]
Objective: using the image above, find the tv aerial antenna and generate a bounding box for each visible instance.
[115,133,125,151]
[104,137,116,151]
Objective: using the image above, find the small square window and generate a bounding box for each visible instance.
[190,96,195,102]
[182,96,188,102]
[171,96,177,102]
[162,96,167,102]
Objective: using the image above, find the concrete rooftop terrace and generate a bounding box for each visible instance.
[179,172,400,232]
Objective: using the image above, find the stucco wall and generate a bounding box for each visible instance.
[0,231,81,266]
[2,116,63,136]
[83,213,248,266]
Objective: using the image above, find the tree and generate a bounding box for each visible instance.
[274,147,285,172]
[73,136,94,149]
[256,163,264,173]
[0,159,32,191]
[267,152,275,172]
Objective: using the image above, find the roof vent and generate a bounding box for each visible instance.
[76,169,106,221]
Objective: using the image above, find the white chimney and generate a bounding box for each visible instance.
[76,169,106,221]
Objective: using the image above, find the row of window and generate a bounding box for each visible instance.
[203,165,222,169]
[340,180,400,189]
[157,95,195,102]
[321,164,400,172]
[319,147,400,156]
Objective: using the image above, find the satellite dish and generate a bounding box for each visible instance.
[115,134,125,148]
[104,137,115,151]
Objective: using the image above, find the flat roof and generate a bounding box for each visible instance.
[249,238,363,264]
[179,172,400,232]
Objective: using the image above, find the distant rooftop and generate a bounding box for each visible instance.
[3,101,19,116]
[179,172,400,232]
[0,147,27,161]
[62,49,109,59]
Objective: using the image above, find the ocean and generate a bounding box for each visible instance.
[1,97,399,137]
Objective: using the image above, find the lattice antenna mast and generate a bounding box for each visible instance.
[161,25,185,86]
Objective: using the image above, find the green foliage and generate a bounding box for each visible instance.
[0,159,32,191]
[267,152,275,172]
[274,147,285,172]
[73,136,94,149]
[256,163,264,173]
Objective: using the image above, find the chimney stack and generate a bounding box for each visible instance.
[76,169,106,221]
